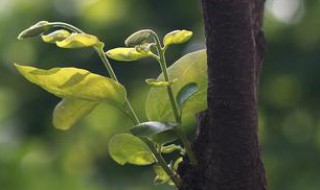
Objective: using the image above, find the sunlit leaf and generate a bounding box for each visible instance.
[106,47,153,62]
[163,30,193,47]
[18,21,51,40]
[125,29,155,47]
[14,64,126,103]
[53,98,99,130]
[130,121,178,144]
[176,83,198,111]
[41,30,71,44]
[145,50,207,121]
[56,33,99,48]
[108,134,155,165]
[161,144,183,154]
[145,78,178,87]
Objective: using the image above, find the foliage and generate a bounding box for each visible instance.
[3,1,319,190]
[15,21,206,188]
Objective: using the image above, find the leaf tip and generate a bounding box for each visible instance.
[17,21,51,40]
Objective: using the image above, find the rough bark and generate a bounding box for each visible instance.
[178,0,267,189]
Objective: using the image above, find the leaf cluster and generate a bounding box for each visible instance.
[15,21,207,188]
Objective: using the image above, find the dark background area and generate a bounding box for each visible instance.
[0,0,319,189]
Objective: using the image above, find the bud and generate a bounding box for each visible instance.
[18,21,51,40]
[163,30,193,47]
[125,29,155,47]
[41,30,71,44]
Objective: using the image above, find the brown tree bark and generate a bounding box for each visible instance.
[178,0,267,189]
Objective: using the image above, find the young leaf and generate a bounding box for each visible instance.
[41,29,71,44]
[161,144,183,154]
[108,134,155,165]
[56,33,99,48]
[145,50,207,121]
[18,21,51,40]
[176,83,198,111]
[145,78,178,88]
[106,47,153,62]
[125,29,155,47]
[173,157,183,170]
[53,98,99,130]
[163,30,193,47]
[153,164,172,185]
[14,64,127,103]
[130,121,178,145]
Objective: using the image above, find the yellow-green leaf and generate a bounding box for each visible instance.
[153,164,173,185]
[161,144,183,154]
[41,29,71,44]
[145,78,178,87]
[145,50,207,121]
[163,30,193,47]
[56,33,99,48]
[106,47,153,62]
[14,64,126,103]
[108,134,155,165]
[53,98,99,130]
[173,157,183,171]
[18,21,51,40]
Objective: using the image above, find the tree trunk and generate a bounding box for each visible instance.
[178,0,267,189]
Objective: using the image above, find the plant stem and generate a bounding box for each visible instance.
[94,46,140,124]
[143,138,182,187]
[153,35,198,165]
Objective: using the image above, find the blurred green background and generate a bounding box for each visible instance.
[0,0,319,189]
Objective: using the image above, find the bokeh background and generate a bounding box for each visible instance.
[0,0,319,189]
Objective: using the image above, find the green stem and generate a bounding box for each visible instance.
[94,46,140,124]
[153,35,198,165]
[154,39,180,122]
[50,22,84,33]
[143,138,182,187]
[49,22,180,186]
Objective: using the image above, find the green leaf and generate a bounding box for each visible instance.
[145,78,178,88]
[163,30,193,47]
[161,144,183,154]
[130,121,178,145]
[18,21,51,40]
[108,134,155,165]
[145,50,207,121]
[153,157,182,185]
[153,164,171,185]
[176,83,198,112]
[14,64,126,103]
[56,33,99,48]
[125,29,155,47]
[173,157,183,170]
[53,98,99,130]
[106,47,153,62]
[41,30,71,44]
